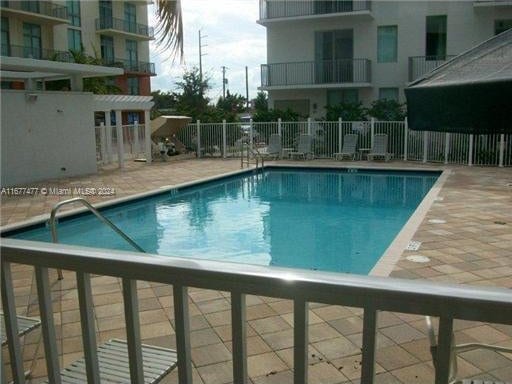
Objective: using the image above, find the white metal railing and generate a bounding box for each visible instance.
[2,239,512,383]
[176,119,512,167]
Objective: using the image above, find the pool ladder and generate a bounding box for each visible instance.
[49,197,145,279]
[240,141,264,170]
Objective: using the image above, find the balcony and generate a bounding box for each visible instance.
[258,0,372,24]
[1,44,72,62]
[95,17,154,41]
[408,55,456,82]
[104,58,156,76]
[0,1,68,25]
[473,0,512,7]
[261,59,371,89]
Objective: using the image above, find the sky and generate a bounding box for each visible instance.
[148,1,266,103]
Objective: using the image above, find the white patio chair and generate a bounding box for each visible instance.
[367,134,392,161]
[334,134,358,160]
[289,134,313,160]
[260,134,282,160]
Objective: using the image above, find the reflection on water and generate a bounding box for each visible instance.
[10,168,438,275]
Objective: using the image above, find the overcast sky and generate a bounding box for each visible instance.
[148,1,266,102]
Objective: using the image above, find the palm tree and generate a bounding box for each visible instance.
[154,0,184,60]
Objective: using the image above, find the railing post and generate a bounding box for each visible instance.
[231,292,248,384]
[249,119,254,153]
[196,120,201,158]
[123,278,144,383]
[1,262,26,384]
[444,133,450,165]
[423,131,428,163]
[115,110,124,169]
[307,117,312,135]
[468,134,474,166]
[77,272,100,383]
[174,285,193,384]
[294,298,309,384]
[144,109,152,164]
[35,266,62,384]
[403,118,408,161]
[361,307,378,384]
[499,133,505,167]
[338,117,343,154]
[278,117,282,136]
[435,317,454,384]
[371,117,375,148]
[99,122,106,165]
[222,119,227,159]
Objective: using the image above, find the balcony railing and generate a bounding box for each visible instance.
[104,58,156,75]
[1,44,72,61]
[2,237,512,383]
[261,59,371,87]
[259,0,371,20]
[408,55,456,82]
[1,1,68,20]
[95,17,154,39]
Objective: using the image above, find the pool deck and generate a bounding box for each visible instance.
[1,158,512,383]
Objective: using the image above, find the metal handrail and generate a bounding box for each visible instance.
[49,197,145,278]
[240,140,264,170]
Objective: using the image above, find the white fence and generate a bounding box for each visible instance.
[176,119,512,167]
[95,123,148,165]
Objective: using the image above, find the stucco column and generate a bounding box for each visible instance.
[115,110,124,169]
[70,75,83,91]
[105,111,113,164]
[144,109,152,164]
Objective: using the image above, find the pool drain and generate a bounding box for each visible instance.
[405,241,422,251]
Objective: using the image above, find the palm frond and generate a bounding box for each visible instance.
[154,0,184,62]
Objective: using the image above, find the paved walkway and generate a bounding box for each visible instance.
[1,159,511,383]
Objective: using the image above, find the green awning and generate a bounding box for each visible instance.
[405,29,512,134]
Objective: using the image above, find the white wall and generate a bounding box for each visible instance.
[1,91,97,187]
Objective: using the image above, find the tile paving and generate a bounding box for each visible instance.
[1,159,511,383]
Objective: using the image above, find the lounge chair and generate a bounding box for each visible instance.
[44,339,177,384]
[289,134,313,160]
[334,134,358,160]
[1,313,41,382]
[426,316,512,384]
[367,134,392,161]
[260,134,282,160]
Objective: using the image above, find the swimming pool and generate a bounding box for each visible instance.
[6,167,439,275]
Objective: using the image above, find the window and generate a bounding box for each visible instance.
[495,19,512,35]
[66,0,81,26]
[100,35,114,64]
[426,15,447,58]
[379,88,399,101]
[21,1,39,13]
[274,99,310,116]
[99,0,112,28]
[126,39,138,66]
[1,17,9,56]
[23,23,41,59]
[124,2,136,33]
[127,77,139,95]
[67,29,82,51]
[377,25,397,63]
[327,89,358,106]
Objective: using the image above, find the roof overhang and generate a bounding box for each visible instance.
[0,56,123,79]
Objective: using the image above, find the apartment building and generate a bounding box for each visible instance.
[1,0,155,122]
[258,0,512,118]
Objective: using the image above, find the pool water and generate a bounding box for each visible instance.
[8,168,439,275]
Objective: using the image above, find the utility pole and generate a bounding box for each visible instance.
[198,29,207,85]
[221,66,228,99]
[245,66,249,110]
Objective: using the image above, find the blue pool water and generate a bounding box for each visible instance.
[7,167,439,275]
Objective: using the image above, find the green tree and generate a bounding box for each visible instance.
[173,67,210,120]
[367,99,406,121]
[325,102,368,121]
[254,91,268,113]
[216,91,246,114]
